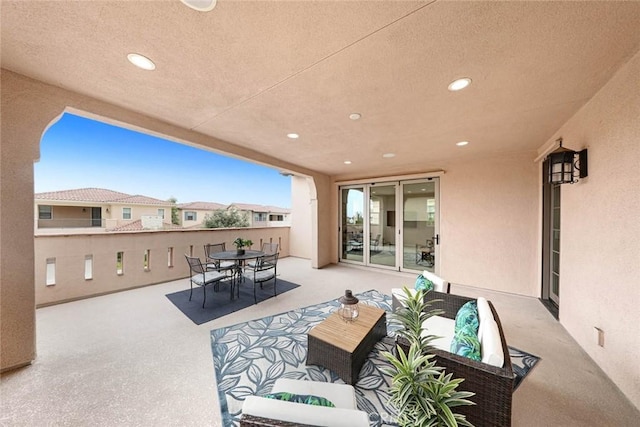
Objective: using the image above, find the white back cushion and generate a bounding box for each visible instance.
[272,379,357,409]
[422,270,449,293]
[476,297,493,342]
[480,318,504,368]
[242,396,370,427]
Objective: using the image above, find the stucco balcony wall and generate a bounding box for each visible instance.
[34,227,289,306]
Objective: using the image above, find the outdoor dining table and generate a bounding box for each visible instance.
[208,250,265,298]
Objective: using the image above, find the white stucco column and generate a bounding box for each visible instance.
[1,71,59,371]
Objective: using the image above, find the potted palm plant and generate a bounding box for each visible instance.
[382,287,475,427]
[233,237,253,255]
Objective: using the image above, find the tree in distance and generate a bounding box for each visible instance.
[203,208,250,228]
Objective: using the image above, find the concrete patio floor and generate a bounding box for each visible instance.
[1,257,637,426]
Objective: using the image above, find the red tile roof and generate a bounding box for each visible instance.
[176,201,226,211]
[108,220,183,232]
[228,203,290,213]
[35,188,169,206]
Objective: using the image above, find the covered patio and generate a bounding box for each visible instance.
[1,257,637,425]
[1,1,639,423]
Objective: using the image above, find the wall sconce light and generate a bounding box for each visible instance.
[338,289,359,322]
[106,208,110,213]
[546,138,588,184]
[82,208,87,212]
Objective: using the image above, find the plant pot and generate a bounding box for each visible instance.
[236,249,245,255]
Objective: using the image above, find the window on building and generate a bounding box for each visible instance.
[39,205,53,220]
[122,207,132,220]
[254,212,267,221]
[269,214,284,221]
[185,211,197,221]
[158,208,165,219]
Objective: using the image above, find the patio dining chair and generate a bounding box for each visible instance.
[204,243,237,278]
[243,252,279,304]
[246,242,279,270]
[184,255,227,307]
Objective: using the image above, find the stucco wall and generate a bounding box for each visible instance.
[289,175,312,259]
[34,227,290,306]
[440,153,540,296]
[543,49,640,409]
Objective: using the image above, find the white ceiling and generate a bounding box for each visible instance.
[3,1,640,179]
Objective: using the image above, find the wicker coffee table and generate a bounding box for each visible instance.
[306,304,387,385]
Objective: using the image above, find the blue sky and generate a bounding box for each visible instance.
[35,113,291,207]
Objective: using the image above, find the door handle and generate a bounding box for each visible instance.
[433,234,440,245]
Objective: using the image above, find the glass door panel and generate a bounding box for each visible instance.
[340,187,365,262]
[402,180,438,272]
[550,184,561,304]
[369,184,396,268]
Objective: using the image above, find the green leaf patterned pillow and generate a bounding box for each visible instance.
[454,300,479,335]
[414,274,434,292]
[450,324,481,361]
[263,392,335,408]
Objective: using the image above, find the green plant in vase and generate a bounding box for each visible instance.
[232,237,253,255]
[382,287,475,427]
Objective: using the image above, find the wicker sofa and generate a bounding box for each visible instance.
[393,291,515,427]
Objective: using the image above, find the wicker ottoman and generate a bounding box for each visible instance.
[306,304,387,385]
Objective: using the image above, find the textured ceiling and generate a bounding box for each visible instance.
[3,1,640,179]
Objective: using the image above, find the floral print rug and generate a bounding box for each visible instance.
[210,290,539,426]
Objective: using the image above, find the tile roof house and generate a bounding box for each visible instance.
[35,188,174,231]
[227,203,291,227]
[176,201,227,228]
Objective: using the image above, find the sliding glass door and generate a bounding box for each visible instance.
[339,178,439,273]
[340,187,365,262]
[369,184,396,268]
[401,179,439,273]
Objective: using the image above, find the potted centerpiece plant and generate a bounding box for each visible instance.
[382,287,475,427]
[233,237,253,255]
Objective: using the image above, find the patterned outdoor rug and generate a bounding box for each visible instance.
[210,290,540,426]
[166,278,300,325]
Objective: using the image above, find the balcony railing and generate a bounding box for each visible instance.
[38,218,106,228]
[35,226,290,306]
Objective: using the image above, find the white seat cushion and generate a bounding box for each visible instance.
[480,318,504,368]
[391,287,417,305]
[191,271,225,286]
[421,315,455,351]
[272,378,357,409]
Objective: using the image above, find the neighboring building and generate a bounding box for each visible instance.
[227,203,291,227]
[35,188,174,232]
[175,201,226,228]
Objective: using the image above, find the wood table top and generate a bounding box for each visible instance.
[308,304,386,353]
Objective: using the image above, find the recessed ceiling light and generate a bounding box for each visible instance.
[127,53,156,71]
[421,188,426,191]
[349,113,361,121]
[180,0,217,12]
[382,153,396,158]
[344,160,352,165]
[448,78,472,91]
[287,133,299,139]
[456,141,469,146]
